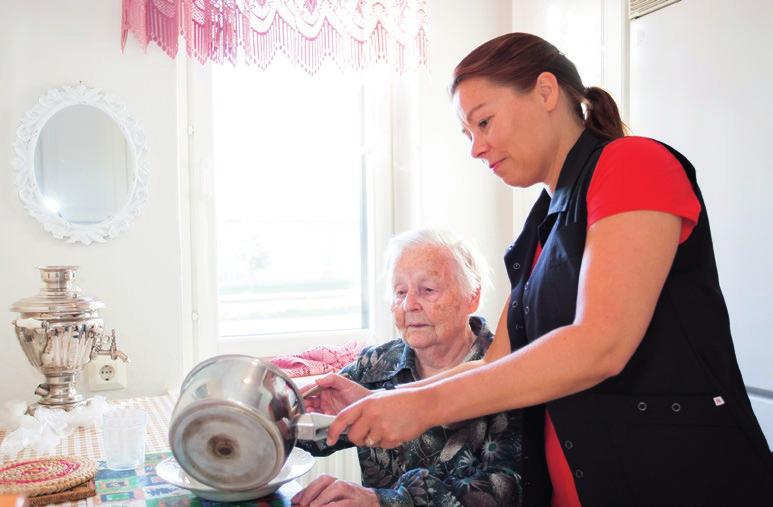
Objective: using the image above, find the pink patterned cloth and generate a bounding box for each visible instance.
[121,0,429,74]
[269,340,363,378]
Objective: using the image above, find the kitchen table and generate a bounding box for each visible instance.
[0,395,302,506]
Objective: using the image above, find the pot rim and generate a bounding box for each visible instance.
[179,354,305,413]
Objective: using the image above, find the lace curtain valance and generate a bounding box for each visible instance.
[121,0,428,74]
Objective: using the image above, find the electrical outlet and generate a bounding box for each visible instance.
[86,355,127,391]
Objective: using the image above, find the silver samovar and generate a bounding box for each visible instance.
[10,266,129,412]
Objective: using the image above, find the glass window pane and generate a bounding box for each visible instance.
[212,62,369,338]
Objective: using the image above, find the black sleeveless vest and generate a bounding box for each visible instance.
[505,130,773,506]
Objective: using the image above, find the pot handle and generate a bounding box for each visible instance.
[295,412,347,441]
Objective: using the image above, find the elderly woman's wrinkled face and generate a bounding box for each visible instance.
[391,245,477,351]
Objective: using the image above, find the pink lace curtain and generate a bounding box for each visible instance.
[121,0,428,74]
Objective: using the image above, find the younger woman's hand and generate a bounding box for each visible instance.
[326,387,433,448]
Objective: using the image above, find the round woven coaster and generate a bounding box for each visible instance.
[0,456,96,497]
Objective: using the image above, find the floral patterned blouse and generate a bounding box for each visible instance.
[299,316,523,506]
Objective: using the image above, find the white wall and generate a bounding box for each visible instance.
[0,1,185,402]
[0,1,514,404]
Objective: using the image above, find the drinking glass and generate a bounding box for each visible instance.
[102,407,148,470]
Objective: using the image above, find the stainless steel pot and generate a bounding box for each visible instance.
[168,355,336,491]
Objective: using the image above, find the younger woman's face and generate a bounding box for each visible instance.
[453,77,557,188]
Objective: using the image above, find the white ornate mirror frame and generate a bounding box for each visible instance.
[12,84,150,245]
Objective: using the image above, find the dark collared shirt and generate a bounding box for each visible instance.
[300,316,522,506]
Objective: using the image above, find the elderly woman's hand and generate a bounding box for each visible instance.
[326,386,432,449]
[291,474,379,507]
[301,374,372,415]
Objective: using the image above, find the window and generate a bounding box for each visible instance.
[213,63,371,338]
[185,58,396,358]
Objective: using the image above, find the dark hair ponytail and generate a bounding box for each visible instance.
[451,33,628,141]
[584,86,627,140]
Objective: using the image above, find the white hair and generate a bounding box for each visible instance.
[384,228,492,303]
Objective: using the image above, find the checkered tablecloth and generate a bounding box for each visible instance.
[0,394,176,464]
[0,395,304,506]
[0,395,177,506]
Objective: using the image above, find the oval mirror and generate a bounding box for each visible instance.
[12,84,149,244]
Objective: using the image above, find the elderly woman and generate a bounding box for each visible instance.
[294,229,522,507]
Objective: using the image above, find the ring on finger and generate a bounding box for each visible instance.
[365,437,377,447]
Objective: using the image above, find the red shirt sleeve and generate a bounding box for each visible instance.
[587,137,701,244]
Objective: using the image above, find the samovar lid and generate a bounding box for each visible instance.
[9,266,105,316]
